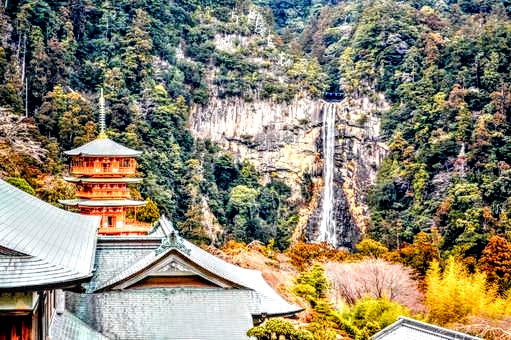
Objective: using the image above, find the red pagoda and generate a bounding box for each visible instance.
[60,90,150,236]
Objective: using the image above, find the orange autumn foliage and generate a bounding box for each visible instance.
[479,236,511,292]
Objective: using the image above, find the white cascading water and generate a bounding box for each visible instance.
[317,103,337,247]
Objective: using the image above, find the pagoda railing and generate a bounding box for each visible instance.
[98,224,152,236]
[98,220,152,235]
[70,166,136,176]
[76,190,130,199]
[124,219,152,227]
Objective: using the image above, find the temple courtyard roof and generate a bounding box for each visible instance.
[0,179,99,290]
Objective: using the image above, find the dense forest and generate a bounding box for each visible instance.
[3,0,511,338]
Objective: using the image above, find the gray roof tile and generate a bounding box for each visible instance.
[0,179,100,289]
[373,316,482,340]
[50,310,110,340]
[66,289,257,340]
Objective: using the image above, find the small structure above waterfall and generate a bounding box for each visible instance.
[60,89,149,236]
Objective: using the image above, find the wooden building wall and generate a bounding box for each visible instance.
[0,290,55,340]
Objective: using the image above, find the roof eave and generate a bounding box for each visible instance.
[0,273,94,293]
[254,307,305,318]
[88,220,100,274]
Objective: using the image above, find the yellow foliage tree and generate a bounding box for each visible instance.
[425,258,511,326]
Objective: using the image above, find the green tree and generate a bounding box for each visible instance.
[136,197,160,223]
[247,319,314,340]
[339,297,410,340]
[5,177,35,195]
[293,263,330,303]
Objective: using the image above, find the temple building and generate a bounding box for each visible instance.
[63,217,303,339]
[0,179,101,339]
[60,90,150,236]
[0,178,302,340]
[1,90,303,339]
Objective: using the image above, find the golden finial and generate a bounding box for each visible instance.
[98,88,107,139]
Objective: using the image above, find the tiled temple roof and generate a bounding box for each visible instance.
[64,217,302,339]
[0,179,99,290]
[93,217,301,316]
[66,289,255,340]
[50,310,110,340]
[373,316,482,340]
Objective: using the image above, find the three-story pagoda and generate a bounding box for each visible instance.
[60,90,150,236]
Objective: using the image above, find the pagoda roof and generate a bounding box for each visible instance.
[0,179,100,290]
[63,176,143,184]
[59,199,147,207]
[64,138,142,157]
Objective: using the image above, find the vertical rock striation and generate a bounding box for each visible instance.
[189,95,388,248]
[190,97,324,196]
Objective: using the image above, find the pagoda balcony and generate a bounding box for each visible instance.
[98,221,153,236]
[70,166,137,177]
[76,190,131,199]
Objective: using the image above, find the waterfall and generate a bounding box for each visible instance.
[317,103,337,247]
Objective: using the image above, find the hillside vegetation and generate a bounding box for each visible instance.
[3,0,511,338]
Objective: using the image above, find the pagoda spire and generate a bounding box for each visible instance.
[98,88,107,139]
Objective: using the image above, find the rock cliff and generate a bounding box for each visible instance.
[189,95,388,247]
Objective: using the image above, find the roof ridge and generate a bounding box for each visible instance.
[372,316,482,340]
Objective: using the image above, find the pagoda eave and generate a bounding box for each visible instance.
[63,176,143,184]
[59,199,147,208]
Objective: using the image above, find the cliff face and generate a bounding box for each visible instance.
[189,95,388,247]
[306,97,389,248]
[190,97,323,196]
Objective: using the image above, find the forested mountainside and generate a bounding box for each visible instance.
[3,0,511,337]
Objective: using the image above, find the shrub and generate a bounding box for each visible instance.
[339,297,410,340]
[355,238,389,258]
[326,259,422,311]
[286,241,348,271]
[6,177,36,195]
[247,319,314,340]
